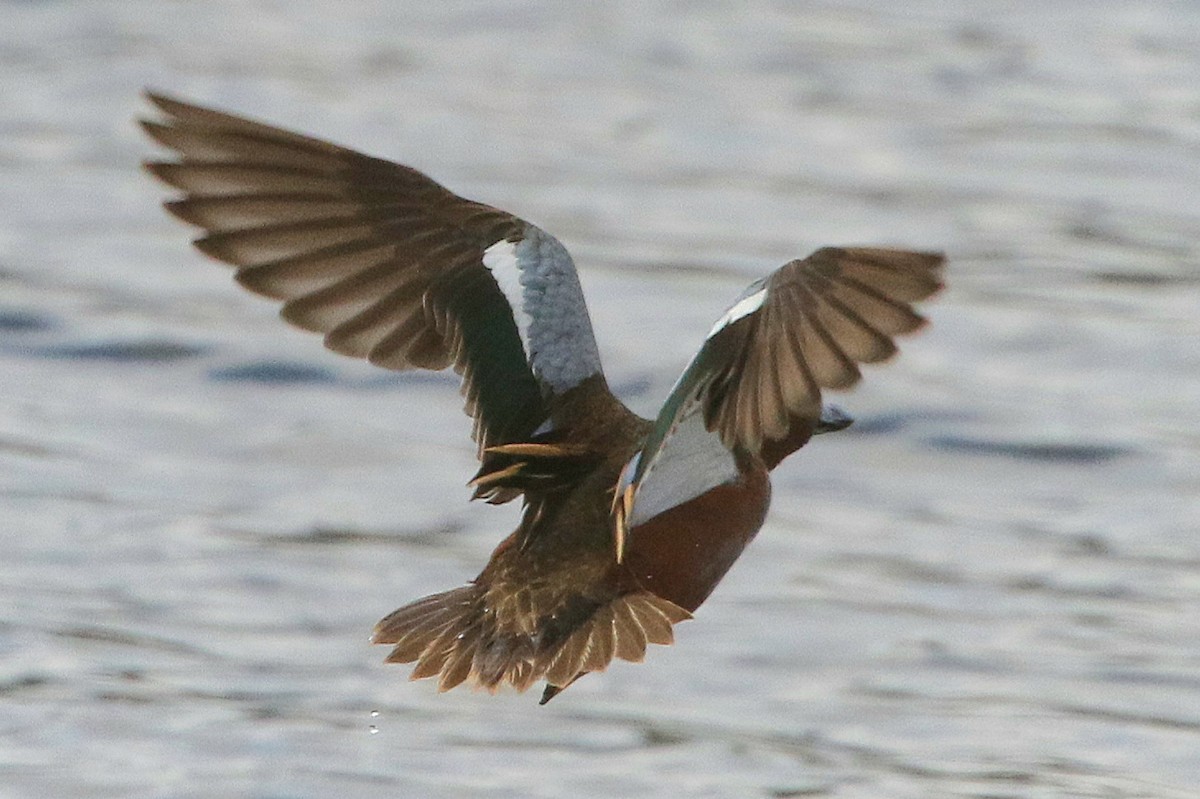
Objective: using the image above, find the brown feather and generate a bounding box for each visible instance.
[195,220,379,268]
[234,240,400,299]
[543,625,589,687]
[140,120,344,172]
[276,258,419,332]
[438,627,481,692]
[793,284,861,390]
[145,91,351,152]
[834,248,944,301]
[322,286,428,360]
[165,194,360,230]
[612,597,649,662]
[826,271,928,335]
[144,161,345,195]
[810,290,898,364]
[581,605,617,672]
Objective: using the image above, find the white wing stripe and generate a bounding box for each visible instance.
[707,285,767,337]
[482,238,535,359]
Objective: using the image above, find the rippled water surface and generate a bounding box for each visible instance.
[3,1,1199,797]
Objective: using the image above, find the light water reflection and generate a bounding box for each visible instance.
[2,1,1198,797]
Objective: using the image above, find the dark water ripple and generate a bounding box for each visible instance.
[209,360,339,385]
[926,435,1133,463]
[0,307,56,332]
[36,339,210,362]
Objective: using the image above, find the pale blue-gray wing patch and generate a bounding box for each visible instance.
[624,400,738,527]
[482,225,603,393]
[620,337,739,529]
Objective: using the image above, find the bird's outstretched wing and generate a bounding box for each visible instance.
[141,92,611,499]
[619,248,944,532]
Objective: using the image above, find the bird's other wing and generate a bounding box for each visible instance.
[620,247,944,532]
[141,92,612,500]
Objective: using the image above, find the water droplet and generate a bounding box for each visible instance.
[369,725,379,735]
[370,710,380,718]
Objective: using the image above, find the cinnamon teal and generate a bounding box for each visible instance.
[141,92,944,704]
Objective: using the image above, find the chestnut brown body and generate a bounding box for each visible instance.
[622,458,771,613]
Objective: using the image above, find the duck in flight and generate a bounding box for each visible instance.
[141,92,944,704]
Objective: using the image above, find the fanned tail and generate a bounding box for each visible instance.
[373,586,691,699]
[537,592,692,703]
[373,584,537,693]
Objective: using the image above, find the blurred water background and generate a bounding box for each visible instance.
[2,1,1199,796]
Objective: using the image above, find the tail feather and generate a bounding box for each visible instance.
[411,612,474,681]
[374,586,690,698]
[375,586,478,665]
[612,598,649,662]
[373,584,482,668]
[540,592,691,690]
[438,625,481,692]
